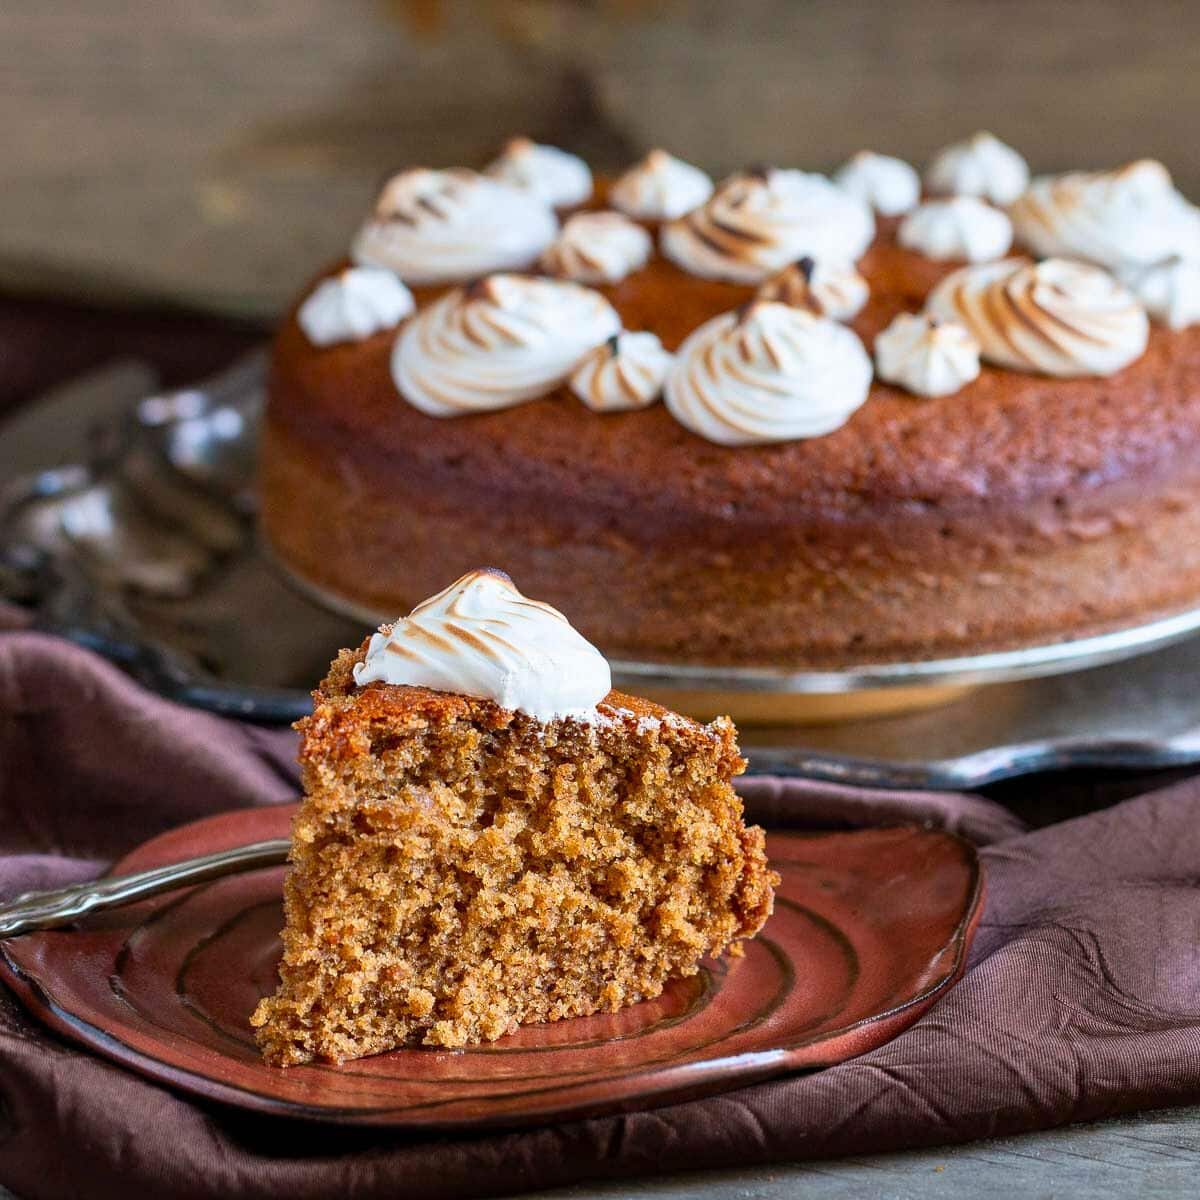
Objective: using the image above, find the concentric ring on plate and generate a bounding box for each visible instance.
[0,805,982,1128]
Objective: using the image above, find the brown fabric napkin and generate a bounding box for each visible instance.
[0,294,263,423]
[0,629,1198,1200]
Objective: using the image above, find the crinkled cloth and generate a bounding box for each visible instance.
[0,630,1198,1200]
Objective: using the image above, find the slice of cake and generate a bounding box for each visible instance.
[252,568,776,1066]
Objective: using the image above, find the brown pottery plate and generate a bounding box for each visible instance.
[0,807,983,1129]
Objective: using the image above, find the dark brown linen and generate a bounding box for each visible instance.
[0,294,262,423]
[0,629,1197,1199]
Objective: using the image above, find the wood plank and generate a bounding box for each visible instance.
[506,1104,1200,1198]
[2,1,1200,316]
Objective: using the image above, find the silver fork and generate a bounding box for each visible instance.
[0,839,289,938]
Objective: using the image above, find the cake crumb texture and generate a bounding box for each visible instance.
[251,645,776,1066]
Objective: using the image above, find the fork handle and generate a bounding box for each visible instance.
[0,838,290,938]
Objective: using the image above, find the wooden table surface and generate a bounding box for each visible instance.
[527,1105,1200,1199]
[1,1105,1197,1199]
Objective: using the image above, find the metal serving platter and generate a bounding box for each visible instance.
[5,352,1200,790]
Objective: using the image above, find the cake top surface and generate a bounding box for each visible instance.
[273,136,1200,516]
[275,232,1200,518]
[308,639,738,768]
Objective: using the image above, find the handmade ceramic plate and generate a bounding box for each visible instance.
[0,807,983,1129]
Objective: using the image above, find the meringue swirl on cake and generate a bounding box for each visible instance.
[1117,257,1200,330]
[609,149,714,221]
[874,312,981,398]
[661,168,875,284]
[925,132,1030,206]
[392,274,620,417]
[540,211,652,284]
[484,137,593,208]
[755,257,869,321]
[834,151,921,216]
[351,168,557,285]
[1010,160,1200,271]
[664,301,873,445]
[297,267,415,346]
[926,258,1149,377]
[352,568,612,722]
[898,196,1013,262]
[569,332,674,412]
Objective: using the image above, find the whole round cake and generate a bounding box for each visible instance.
[263,136,1200,669]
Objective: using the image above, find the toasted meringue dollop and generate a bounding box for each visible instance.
[661,168,875,284]
[540,211,652,284]
[609,149,714,221]
[351,168,557,285]
[484,137,593,208]
[391,274,620,417]
[925,132,1030,206]
[755,257,869,321]
[1010,160,1200,271]
[898,196,1014,262]
[353,568,611,722]
[664,301,873,445]
[874,313,981,398]
[297,267,415,346]
[569,332,674,413]
[927,257,1149,378]
[1117,257,1200,329]
[834,151,921,216]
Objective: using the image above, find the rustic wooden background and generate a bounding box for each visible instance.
[3,0,1200,317]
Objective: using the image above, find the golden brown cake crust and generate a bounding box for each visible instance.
[262,202,1200,666]
[312,636,738,754]
[252,646,775,1065]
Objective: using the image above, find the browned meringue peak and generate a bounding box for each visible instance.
[297,267,414,346]
[609,149,714,221]
[926,257,1149,378]
[874,312,981,398]
[833,151,921,216]
[352,568,611,722]
[1010,159,1200,271]
[350,167,557,285]
[390,273,620,417]
[1117,257,1200,329]
[660,167,875,285]
[925,132,1030,206]
[755,257,869,321]
[664,300,873,446]
[569,332,674,413]
[484,137,593,208]
[540,211,652,284]
[898,196,1013,263]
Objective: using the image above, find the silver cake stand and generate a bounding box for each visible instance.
[5,351,1200,790]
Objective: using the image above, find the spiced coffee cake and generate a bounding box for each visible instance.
[252,570,775,1066]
